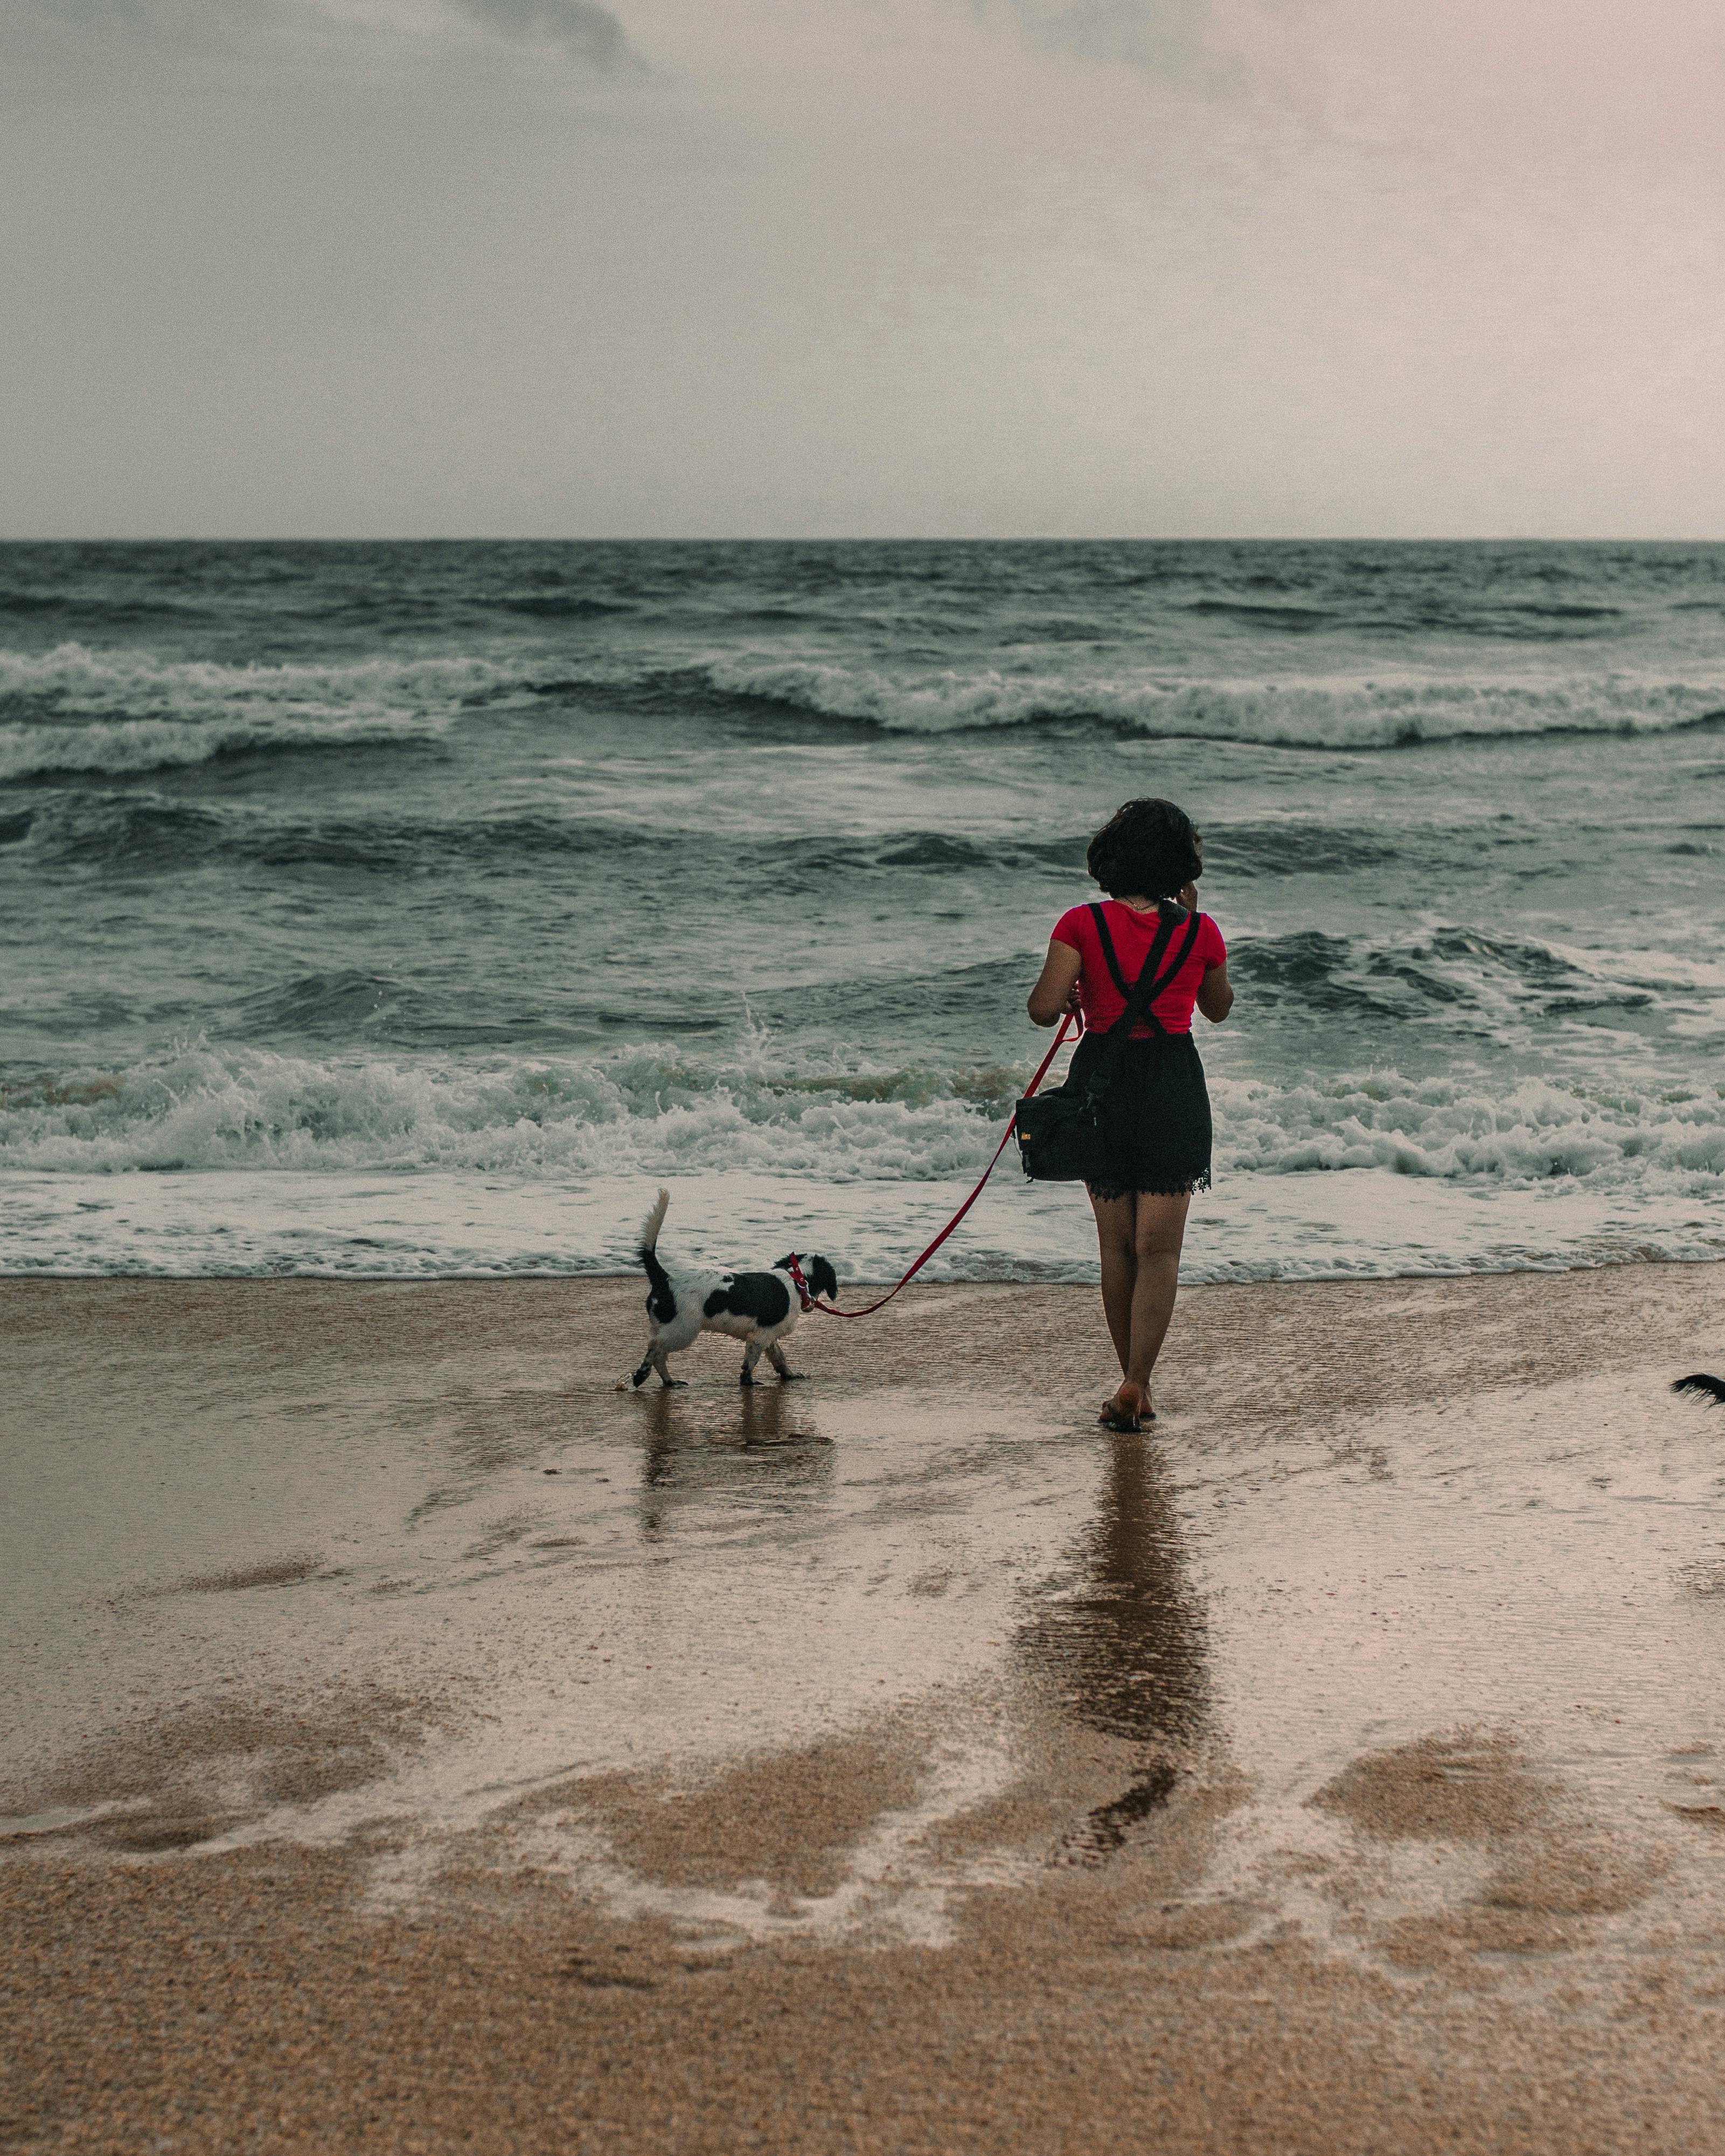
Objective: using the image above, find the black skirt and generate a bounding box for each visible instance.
[1067,1029,1213,1202]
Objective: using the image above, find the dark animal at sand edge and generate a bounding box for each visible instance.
[1673,1374,1725,1405]
[630,1188,839,1390]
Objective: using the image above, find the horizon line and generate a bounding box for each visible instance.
[4,533,1725,548]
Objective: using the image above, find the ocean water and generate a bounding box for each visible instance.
[2,539,1722,1284]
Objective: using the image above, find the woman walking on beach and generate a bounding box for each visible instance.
[1026,798,1233,1432]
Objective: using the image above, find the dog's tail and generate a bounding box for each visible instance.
[641,1185,669,1256]
[1673,1372,1725,1405]
[639,1187,675,1323]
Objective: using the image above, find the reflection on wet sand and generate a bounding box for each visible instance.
[632,1384,836,1543]
[1019,1434,1209,1857]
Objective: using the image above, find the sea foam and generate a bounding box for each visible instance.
[7,640,1724,770]
[0,643,502,778]
[5,1042,1721,1198]
[697,657,1725,748]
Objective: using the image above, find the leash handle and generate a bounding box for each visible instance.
[790,1013,1076,1320]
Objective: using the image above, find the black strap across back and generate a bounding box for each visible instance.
[1080,901,1204,1099]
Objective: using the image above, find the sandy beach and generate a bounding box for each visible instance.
[6,1261,1725,2152]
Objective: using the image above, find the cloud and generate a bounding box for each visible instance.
[447,0,636,67]
[998,0,1242,86]
[13,0,153,22]
[5,0,639,71]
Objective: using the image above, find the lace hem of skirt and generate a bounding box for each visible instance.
[1084,1168,1213,1202]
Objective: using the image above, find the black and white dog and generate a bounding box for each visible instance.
[630,1188,839,1389]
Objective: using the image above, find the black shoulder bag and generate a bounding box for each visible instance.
[1014,903,1202,1183]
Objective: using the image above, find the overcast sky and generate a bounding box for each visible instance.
[3,0,1722,538]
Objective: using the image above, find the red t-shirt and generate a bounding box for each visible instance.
[1052,901,1227,1038]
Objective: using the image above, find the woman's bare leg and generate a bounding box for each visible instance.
[1088,1190,1139,1376]
[1124,1192,1191,1391]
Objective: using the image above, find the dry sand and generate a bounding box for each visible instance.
[5,1261,1725,2152]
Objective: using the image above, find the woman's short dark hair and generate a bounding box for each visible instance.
[1086,798,1202,902]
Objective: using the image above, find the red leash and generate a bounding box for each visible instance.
[787,1013,1076,1320]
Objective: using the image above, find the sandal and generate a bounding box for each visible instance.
[1098,1383,1151,1433]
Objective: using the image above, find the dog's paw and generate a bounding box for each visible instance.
[739,1372,756,1387]
[777,1370,808,1383]
[659,1377,688,1390]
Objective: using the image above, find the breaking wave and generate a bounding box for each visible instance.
[4,1041,1722,1194]
[0,643,505,778]
[0,711,453,782]
[7,640,1725,765]
[692,657,1725,748]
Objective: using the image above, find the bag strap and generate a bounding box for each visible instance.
[1079,904,1203,1103]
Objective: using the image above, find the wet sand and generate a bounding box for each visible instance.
[5,1262,1725,2152]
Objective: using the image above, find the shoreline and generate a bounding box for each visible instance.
[3,1241,1723,1285]
[5,1155,1720,1287]
[6,1263,1725,2152]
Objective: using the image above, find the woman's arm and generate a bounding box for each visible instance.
[1027,939,1082,1027]
[1195,960,1233,1023]
[1183,888,1233,1021]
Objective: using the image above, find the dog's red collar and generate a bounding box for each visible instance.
[784,1254,814,1312]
